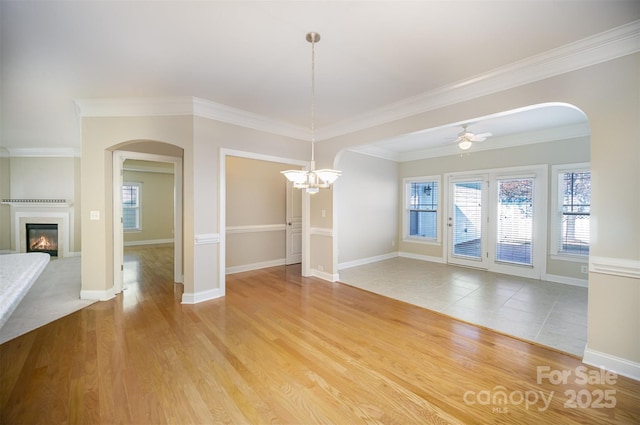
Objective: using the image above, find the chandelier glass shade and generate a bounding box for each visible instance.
[281,32,341,193]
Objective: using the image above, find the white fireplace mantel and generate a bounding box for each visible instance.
[13,208,74,258]
[2,198,73,208]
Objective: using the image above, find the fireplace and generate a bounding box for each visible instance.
[26,223,58,256]
[5,200,71,257]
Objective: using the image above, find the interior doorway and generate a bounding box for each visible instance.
[220,149,309,294]
[112,150,183,294]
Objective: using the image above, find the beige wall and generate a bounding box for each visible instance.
[0,156,10,251]
[123,165,175,245]
[81,116,194,297]
[80,115,308,301]
[9,157,75,200]
[225,156,289,269]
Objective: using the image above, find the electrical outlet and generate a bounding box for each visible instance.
[581,265,588,274]
[317,265,324,272]
[391,240,395,247]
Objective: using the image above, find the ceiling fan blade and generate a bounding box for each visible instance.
[470,132,492,142]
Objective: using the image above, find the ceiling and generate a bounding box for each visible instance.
[1,1,638,159]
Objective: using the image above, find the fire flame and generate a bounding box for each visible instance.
[31,235,55,251]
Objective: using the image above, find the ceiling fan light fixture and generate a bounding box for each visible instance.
[458,140,473,150]
[454,123,491,150]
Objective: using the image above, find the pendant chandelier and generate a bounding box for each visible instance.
[281,32,341,194]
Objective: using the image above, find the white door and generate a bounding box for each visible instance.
[447,176,489,269]
[285,180,302,265]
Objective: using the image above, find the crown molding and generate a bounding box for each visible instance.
[75,96,310,141]
[5,147,80,158]
[351,122,590,162]
[316,20,640,141]
[191,97,310,140]
[73,21,639,144]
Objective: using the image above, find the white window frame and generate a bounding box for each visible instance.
[550,163,590,262]
[122,181,142,232]
[403,175,441,245]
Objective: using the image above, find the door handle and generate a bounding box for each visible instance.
[288,222,292,226]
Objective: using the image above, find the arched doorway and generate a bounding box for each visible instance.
[112,143,184,294]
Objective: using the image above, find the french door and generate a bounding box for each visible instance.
[448,177,489,269]
[446,167,546,279]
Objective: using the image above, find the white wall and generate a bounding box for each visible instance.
[336,150,398,266]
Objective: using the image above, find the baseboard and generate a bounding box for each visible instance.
[312,268,339,282]
[337,251,445,273]
[124,238,174,247]
[181,288,224,304]
[338,252,399,270]
[543,273,588,287]
[583,346,640,382]
[80,288,116,301]
[398,251,445,264]
[226,258,286,275]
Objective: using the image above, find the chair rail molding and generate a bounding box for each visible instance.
[589,256,640,279]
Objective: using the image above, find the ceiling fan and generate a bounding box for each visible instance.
[455,124,492,150]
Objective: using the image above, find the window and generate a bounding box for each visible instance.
[552,164,590,258]
[404,177,440,242]
[496,178,534,266]
[122,182,141,231]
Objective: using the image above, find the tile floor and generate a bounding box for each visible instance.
[338,257,588,357]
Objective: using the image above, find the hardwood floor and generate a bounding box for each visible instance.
[2,246,639,424]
